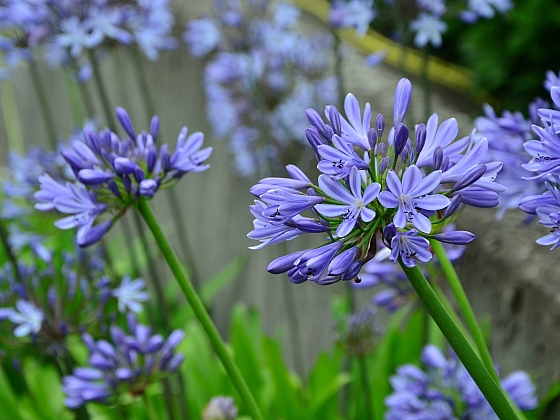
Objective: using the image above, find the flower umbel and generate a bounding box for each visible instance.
[35,107,212,247]
[249,78,499,284]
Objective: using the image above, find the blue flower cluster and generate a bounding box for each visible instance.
[0,249,146,357]
[519,80,560,250]
[34,107,212,247]
[249,78,504,284]
[385,345,538,419]
[0,0,176,78]
[333,307,382,357]
[63,314,184,408]
[184,0,338,176]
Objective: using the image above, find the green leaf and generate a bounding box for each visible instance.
[0,363,24,420]
[262,336,304,420]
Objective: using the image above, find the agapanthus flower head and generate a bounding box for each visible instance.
[0,248,144,358]
[184,0,338,176]
[386,344,537,419]
[35,107,212,247]
[333,306,382,357]
[62,314,184,408]
[0,0,176,77]
[203,396,239,420]
[410,12,447,48]
[249,78,500,284]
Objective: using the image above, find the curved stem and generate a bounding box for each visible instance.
[399,261,518,420]
[430,240,498,382]
[88,50,116,131]
[143,393,159,420]
[357,357,374,420]
[136,199,264,420]
[29,62,57,149]
[430,240,527,420]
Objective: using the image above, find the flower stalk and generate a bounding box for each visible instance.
[136,198,264,420]
[430,239,528,420]
[29,61,57,149]
[399,260,519,420]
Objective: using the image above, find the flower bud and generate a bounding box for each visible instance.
[394,124,409,157]
[267,251,305,274]
[139,179,158,197]
[415,123,426,154]
[383,223,396,244]
[326,105,342,136]
[453,164,487,191]
[116,107,136,139]
[328,247,359,276]
[78,169,114,185]
[443,195,461,218]
[368,128,378,150]
[433,230,476,245]
[394,78,412,127]
[150,116,160,141]
[433,147,443,170]
[376,114,385,138]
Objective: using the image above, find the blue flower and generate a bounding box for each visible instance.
[112,276,150,313]
[6,300,44,338]
[63,315,185,408]
[378,166,450,233]
[35,108,212,247]
[315,167,380,237]
[249,78,500,283]
[410,12,447,48]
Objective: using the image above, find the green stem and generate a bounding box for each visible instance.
[0,80,24,153]
[0,220,22,283]
[357,357,374,420]
[143,393,159,420]
[88,50,116,130]
[430,240,528,420]
[131,210,167,323]
[399,262,518,420]
[28,62,57,149]
[430,240,498,382]
[136,199,264,420]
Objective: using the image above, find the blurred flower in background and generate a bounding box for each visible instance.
[203,396,239,420]
[385,344,537,419]
[0,0,176,79]
[184,0,339,176]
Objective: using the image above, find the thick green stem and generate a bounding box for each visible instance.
[400,262,518,420]
[29,62,57,149]
[136,199,264,420]
[88,50,116,130]
[430,240,527,420]
[357,357,374,420]
[430,240,498,382]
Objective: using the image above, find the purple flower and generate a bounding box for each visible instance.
[410,13,447,48]
[379,166,450,233]
[386,345,537,420]
[315,167,380,237]
[390,230,432,267]
[183,18,221,57]
[203,396,239,420]
[111,276,150,313]
[329,0,376,35]
[6,300,44,338]
[63,316,185,408]
[35,109,211,247]
[249,77,496,285]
